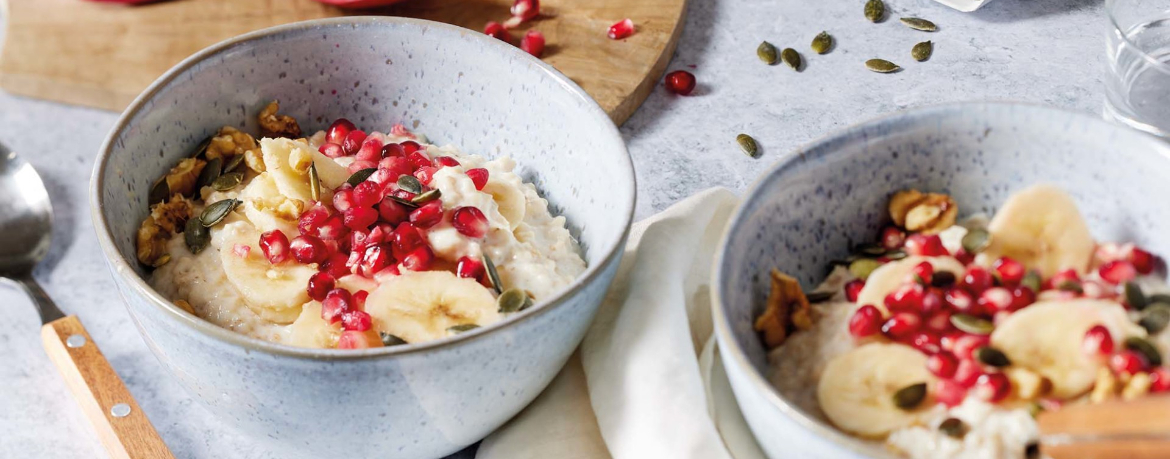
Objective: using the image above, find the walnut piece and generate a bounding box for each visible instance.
[754,269,813,349]
[1089,367,1119,403]
[136,218,169,267]
[1121,372,1152,400]
[244,149,266,173]
[163,158,207,198]
[258,101,302,139]
[250,195,305,221]
[136,195,193,267]
[1006,367,1050,401]
[888,189,958,234]
[149,195,194,233]
[205,126,259,161]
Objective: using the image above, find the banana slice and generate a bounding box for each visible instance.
[979,184,1095,278]
[482,180,526,230]
[219,221,315,324]
[260,137,349,201]
[239,173,301,236]
[855,256,966,313]
[991,299,1145,399]
[365,271,500,343]
[287,302,341,348]
[817,343,936,438]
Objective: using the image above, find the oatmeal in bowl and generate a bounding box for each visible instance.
[139,102,586,349]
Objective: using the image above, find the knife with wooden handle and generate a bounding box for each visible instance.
[1038,394,1170,459]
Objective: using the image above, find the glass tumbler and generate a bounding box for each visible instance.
[1105,0,1170,137]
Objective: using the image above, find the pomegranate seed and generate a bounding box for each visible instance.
[353,290,369,311]
[317,214,348,240]
[925,311,954,333]
[484,21,513,43]
[911,261,934,285]
[326,119,356,144]
[909,332,942,354]
[1150,367,1170,392]
[1112,350,1150,375]
[1099,260,1138,285]
[390,223,426,260]
[415,166,438,185]
[905,234,949,256]
[880,226,906,250]
[409,201,444,229]
[379,156,414,179]
[1045,269,1081,290]
[407,151,432,170]
[885,283,926,313]
[607,18,635,40]
[401,141,422,155]
[953,248,975,266]
[848,304,884,338]
[960,266,994,294]
[348,160,378,174]
[881,312,921,339]
[1083,325,1115,357]
[333,188,357,212]
[357,243,393,278]
[306,272,335,302]
[380,143,405,160]
[352,181,381,208]
[319,253,350,278]
[1132,247,1156,274]
[319,142,345,158]
[466,168,490,190]
[321,288,352,323]
[664,70,696,95]
[510,0,540,21]
[521,30,546,58]
[259,230,291,264]
[977,287,1014,314]
[927,352,959,378]
[973,372,1011,403]
[457,256,486,281]
[433,156,460,168]
[341,130,368,156]
[953,359,984,388]
[952,334,990,360]
[844,279,865,302]
[944,288,978,314]
[341,310,372,332]
[1009,286,1036,311]
[452,207,489,238]
[349,229,373,253]
[991,257,1025,286]
[935,379,968,407]
[377,198,410,225]
[291,235,329,264]
[355,137,383,162]
[401,245,435,271]
[298,203,331,236]
[337,330,375,349]
[920,289,943,315]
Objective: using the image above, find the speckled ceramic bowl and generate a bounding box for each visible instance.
[91,17,634,459]
[712,103,1170,458]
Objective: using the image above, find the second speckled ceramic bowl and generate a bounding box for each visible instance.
[712,103,1170,458]
[91,18,634,458]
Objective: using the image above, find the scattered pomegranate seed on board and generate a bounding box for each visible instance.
[484,22,513,43]
[510,0,540,22]
[608,18,635,40]
[521,30,546,58]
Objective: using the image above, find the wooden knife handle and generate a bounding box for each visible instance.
[41,315,174,459]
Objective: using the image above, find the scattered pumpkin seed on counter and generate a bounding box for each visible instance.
[900,17,938,32]
[893,382,927,410]
[781,48,802,71]
[912,41,933,62]
[811,31,833,54]
[757,41,779,65]
[865,0,886,22]
[866,59,901,73]
[737,134,760,158]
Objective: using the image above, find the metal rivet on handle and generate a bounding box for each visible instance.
[65,335,86,348]
[110,403,131,418]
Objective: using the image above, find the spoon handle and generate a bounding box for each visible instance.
[42,315,175,459]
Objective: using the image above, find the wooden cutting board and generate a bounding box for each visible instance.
[0,0,687,124]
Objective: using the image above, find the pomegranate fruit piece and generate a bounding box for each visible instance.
[291,235,329,264]
[608,18,635,40]
[484,21,513,43]
[307,272,336,302]
[973,372,1011,403]
[321,288,353,323]
[401,245,435,271]
[452,207,489,238]
[1082,325,1115,357]
[905,234,949,256]
[466,168,490,190]
[259,230,291,264]
[848,304,883,338]
[992,257,1025,286]
[1099,260,1138,285]
[926,352,958,378]
[319,142,346,158]
[844,279,865,302]
[880,226,906,251]
[521,30,546,58]
[960,266,994,294]
[326,118,356,144]
[881,312,921,339]
[664,70,696,95]
[342,310,373,332]
[935,378,968,407]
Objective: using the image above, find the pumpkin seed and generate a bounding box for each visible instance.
[150,253,172,268]
[864,0,885,22]
[892,382,927,410]
[939,418,967,439]
[912,41,933,62]
[900,17,938,32]
[148,178,170,205]
[379,332,407,346]
[191,135,213,158]
[951,314,994,335]
[737,134,759,158]
[865,59,901,73]
[386,195,420,209]
[411,189,441,204]
[1126,336,1163,366]
[483,253,504,295]
[212,172,245,191]
[224,154,245,173]
[199,198,240,227]
[961,228,991,253]
[806,291,834,303]
[1057,280,1084,294]
[1021,270,1042,292]
[346,168,377,188]
[184,217,210,254]
[781,48,802,71]
[195,157,223,193]
[1028,401,1045,418]
[931,271,956,288]
[811,31,833,54]
[1126,282,1148,310]
[1140,304,1170,334]
[498,288,531,313]
[976,346,1011,367]
[448,324,480,333]
[885,249,908,260]
[849,258,882,280]
[757,41,779,65]
[1025,443,1040,459]
[308,163,321,202]
[397,175,423,194]
[1151,293,1170,305]
[856,244,886,256]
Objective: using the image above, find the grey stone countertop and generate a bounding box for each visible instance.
[0,0,1108,457]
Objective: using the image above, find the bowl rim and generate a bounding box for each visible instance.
[710,101,1170,457]
[90,16,636,361]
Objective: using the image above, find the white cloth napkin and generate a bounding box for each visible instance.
[476,188,765,459]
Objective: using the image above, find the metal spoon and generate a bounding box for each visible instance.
[0,144,174,458]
